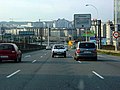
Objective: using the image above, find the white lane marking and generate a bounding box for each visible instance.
[6,70,21,78]
[45,54,46,55]
[92,71,104,80]
[98,55,106,58]
[78,61,82,63]
[24,55,31,58]
[41,56,43,58]
[78,80,84,90]
[32,60,37,63]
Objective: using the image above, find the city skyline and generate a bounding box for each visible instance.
[0,0,113,22]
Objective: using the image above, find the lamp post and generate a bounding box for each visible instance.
[86,4,98,19]
[114,0,118,51]
[47,24,50,47]
[86,4,99,49]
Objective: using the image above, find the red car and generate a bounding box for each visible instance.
[0,43,22,62]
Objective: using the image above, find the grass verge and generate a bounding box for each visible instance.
[97,50,120,56]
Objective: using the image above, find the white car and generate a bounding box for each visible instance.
[46,46,51,50]
[64,45,68,51]
[52,44,67,58]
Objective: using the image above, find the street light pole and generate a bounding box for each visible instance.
[47,25,50,46]
[86,4,98,19]
[86,4,99,49]
[114,0,118,51]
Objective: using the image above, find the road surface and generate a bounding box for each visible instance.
[0,49,120,90]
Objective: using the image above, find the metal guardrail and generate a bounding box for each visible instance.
[15,43,46,53]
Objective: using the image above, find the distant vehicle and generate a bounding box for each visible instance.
[46,46,52,50]
[74,42,97,61]
[64,45,68,51]
[0,43,22,62]
[52,44,67,58]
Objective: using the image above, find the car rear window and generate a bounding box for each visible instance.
[54,45,65,49]
[79,43,95,48]
[0,44,15,50]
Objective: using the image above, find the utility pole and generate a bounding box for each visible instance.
[97,20,102,49]
[40,28,43,46]
[86,4,99,48]
[93,19,98,49]
[47,26,50,46]
[114,0,118,51]
[1,26,5,42]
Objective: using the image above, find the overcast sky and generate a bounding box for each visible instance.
[0,0,113,22]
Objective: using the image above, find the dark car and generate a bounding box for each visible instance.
[74,42,97,61]
[0,43,22,62]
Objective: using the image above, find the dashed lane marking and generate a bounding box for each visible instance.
[41,56,43,58]
[24,55,31,58]
[92,71,104,80]
[6,70,21,78]
[32,60,37,63]
[78,61,82,63]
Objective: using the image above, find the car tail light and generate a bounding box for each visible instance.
[93,49,97,53]
[76,49,80,53]
[11,51,16,53]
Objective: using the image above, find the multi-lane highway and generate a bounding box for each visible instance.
[0,49,120,90]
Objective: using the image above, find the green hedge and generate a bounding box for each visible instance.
[101,45,115,50]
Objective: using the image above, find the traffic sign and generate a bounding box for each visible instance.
[113,31,119,38]
[74,14,91,28]
[82,31,95,37]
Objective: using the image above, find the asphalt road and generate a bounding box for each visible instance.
[0,49,120,90]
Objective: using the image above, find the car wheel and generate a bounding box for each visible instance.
[14,57,19,63]
[64,53,66,58]
[76,57,79,61]
[64,55,66,58]
[0,60,2,63]
[74,56,79,61]
[74,57,78,61]
[74,54,78,61]
[19,54,22,62]
[52,54,54,58]
[74,53,76,60]
[94,57,97,61]
[19,57,22,62]
[74,56,76,60]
